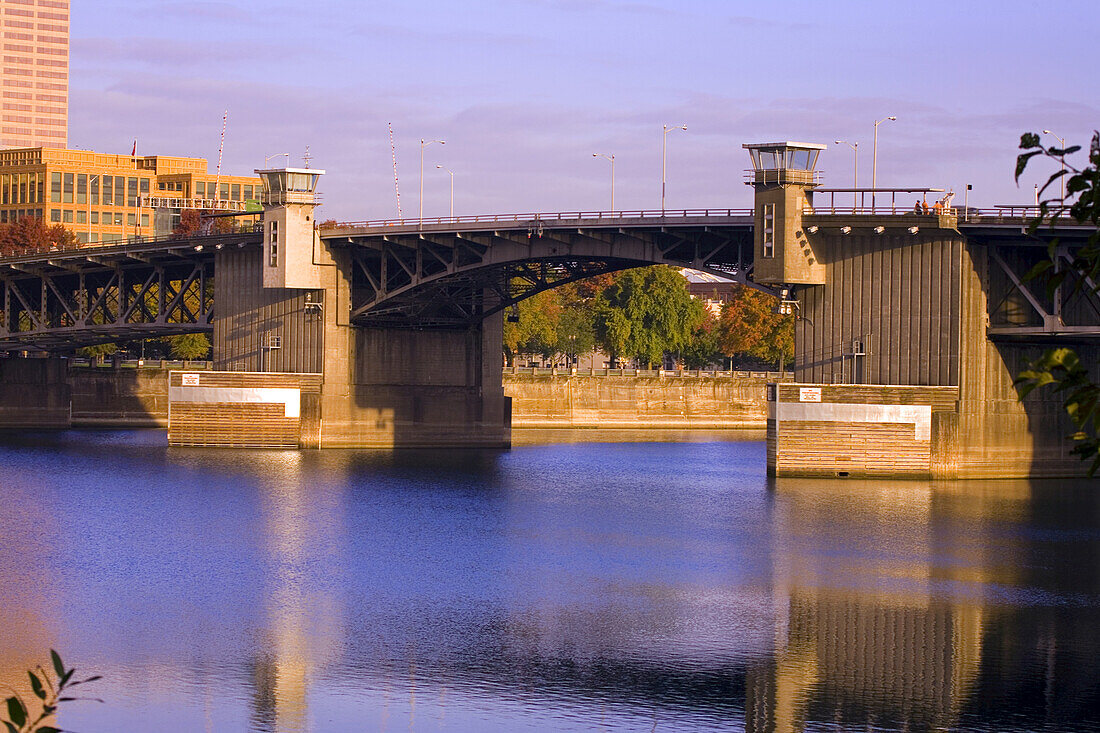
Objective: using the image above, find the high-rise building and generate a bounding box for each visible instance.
[0,0,68,149]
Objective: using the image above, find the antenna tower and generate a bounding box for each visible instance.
[388,122,403,219]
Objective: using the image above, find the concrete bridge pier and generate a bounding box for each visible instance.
[0,356,70,429]
[198,168,508,449]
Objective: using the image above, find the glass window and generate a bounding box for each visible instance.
[101,175,112,205]
[77,174,86,205]
[127,177,138,207]
[140,213,149,227]
[62,172,73,203]
[62,209,72,223]
[1,174,8,205]
[90,176,99,206]
[91,212,98,224]
[219,183,229,200]
[761,203,775,258]
[50,171,61,203]
[50,209,60,222]
[140,178,149,195]
[127,213,136,226]
[114,213,123,226]
[196,181,205,197]
[231,184,240,200]
[243,185,253,200]
[114,177,124,206]
[76,210,86,224]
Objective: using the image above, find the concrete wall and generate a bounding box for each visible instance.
[70,365,172,427]
[768,383,961,478]
[0,357,69,428]
[505,372,782,429]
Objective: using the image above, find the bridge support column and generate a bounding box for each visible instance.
[0,356,70,429]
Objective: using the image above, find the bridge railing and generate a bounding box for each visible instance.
[507,365,793,379]
[332,208,754,230]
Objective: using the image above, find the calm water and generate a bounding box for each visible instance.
[1,429,1099,732]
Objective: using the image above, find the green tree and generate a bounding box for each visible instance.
[592,266,705,368]
[503,288,561,365]
[716,284,793,369]
[1015,130,1100,473]
[77,342,118,359]
[681,310,722,369]
[165,333,211,360]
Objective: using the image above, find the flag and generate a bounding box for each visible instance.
[131,140,136,157]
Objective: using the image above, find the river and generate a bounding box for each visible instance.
[0,429,1098,732]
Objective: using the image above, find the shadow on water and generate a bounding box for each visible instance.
[1,432,1099,731]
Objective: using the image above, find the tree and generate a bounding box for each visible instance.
[681,310,722,368]
[716,284,793,369]
[171,210,236,239]
[0,217,77,255]
[503,289,561,364]
[1015,130,1100,473]
[592,266,705,368]
[165,333,211,360]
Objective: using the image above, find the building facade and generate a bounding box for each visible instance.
[0,146,262,242]
[1,0,68,149]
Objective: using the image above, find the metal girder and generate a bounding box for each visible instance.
[0,254,215,351]
[986,244,1100,340]
[336,223,759,328]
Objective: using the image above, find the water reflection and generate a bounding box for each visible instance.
[0,432,1098,731]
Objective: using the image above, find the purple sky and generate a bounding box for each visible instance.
[70,0,1098,221]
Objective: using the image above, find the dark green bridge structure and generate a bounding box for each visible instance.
[0,147,1096,478]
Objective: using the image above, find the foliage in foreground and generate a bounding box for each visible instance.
[1014,130,1100,474]
[1,650,101,733]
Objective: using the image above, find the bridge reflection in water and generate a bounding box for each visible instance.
[0,436,1098,731]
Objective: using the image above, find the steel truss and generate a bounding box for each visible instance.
[330,223,759,328]
[986,243,1100,339]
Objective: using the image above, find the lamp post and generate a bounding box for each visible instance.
[871,116,896,212]
[264,152,289,168]
[87,174,98,245]
[1042,129,1066,207]
[435,164,454,219]
[661,124,687,214]
[592,153,615,213]
[834,140,858,210]
[420,138,445,223]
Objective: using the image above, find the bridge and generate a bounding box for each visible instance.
[0,146,1096,478]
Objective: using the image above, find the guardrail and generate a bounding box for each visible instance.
[332,208,754,230]
[0,225,263,262]
[67,358,215,370]
[507,366,792,379]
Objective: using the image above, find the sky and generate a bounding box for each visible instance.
[69,0,1099,222]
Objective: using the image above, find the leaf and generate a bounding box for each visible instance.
[1019,132,1041,150]
[50,650,64,678]
[35,727,63,733]
[5,697,26,728]
[28,671,45,701]
[1015,149,1042,181]
[3,721,17,733]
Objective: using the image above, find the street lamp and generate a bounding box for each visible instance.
[420,138,445,223]
[435,164,454,219]
[87,174,99,246]
[1042,129,1066,207]
[661,124,687,214]
[871,116,896,211]
[834,140,858,209]
[264,152,289,167]
[592,153,615,213]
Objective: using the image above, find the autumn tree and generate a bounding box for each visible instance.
[0,216,78,255]
[171,209,236,239]
[716,284,793,369]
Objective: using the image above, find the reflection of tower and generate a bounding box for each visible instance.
[748,479,989,733]
[249,452,344,732]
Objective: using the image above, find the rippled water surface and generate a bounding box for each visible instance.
[1,428,1099,732]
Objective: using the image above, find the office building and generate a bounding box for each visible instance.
[0,146,263,242]
[1,0,68,149]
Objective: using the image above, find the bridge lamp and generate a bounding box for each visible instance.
[435,165,455,219]
[871,116,896,211]
[834,140,858,209]
[806,225,818,234]
[592,153,615,213]
[840,226,852,235]
[873,226,885,234]
[194,244,203,251]
[1041,129,1066,205]
[907,226,919,235]
[661,124,687,214]
[419,139,446,224]
[264,152,290,167]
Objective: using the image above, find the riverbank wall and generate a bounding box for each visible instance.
[504,367,787,429]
